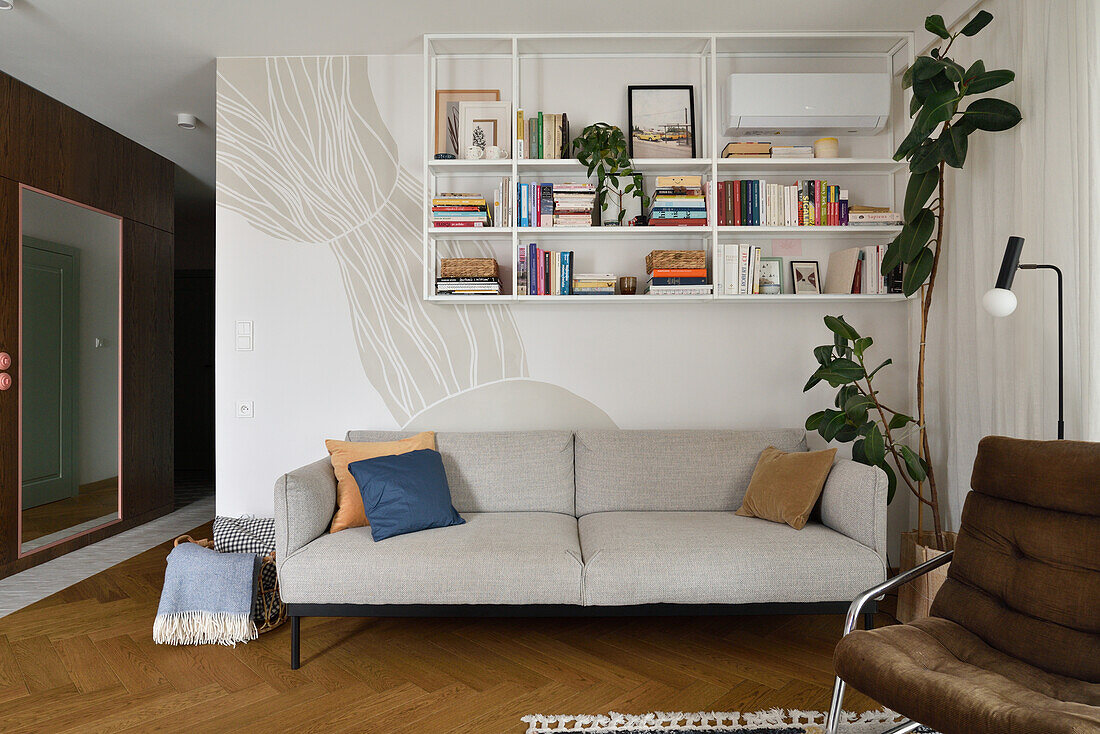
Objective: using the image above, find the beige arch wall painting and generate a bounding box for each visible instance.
[216,56,614,430]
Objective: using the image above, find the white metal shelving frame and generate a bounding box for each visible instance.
[423,32,915,304]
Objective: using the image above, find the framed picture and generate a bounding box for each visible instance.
[758,257,784,294]
[434,89,500,156]
[457,101,511,159]
[791,261,821,295]
[627,85,696,158]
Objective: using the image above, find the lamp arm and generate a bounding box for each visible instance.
[1018,264,1064,439]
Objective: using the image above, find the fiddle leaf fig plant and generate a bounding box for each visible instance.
[808,10,1021,552]
[572,122,649,224]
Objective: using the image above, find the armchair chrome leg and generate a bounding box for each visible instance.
[882,721,921,734]
[824,676,846,734]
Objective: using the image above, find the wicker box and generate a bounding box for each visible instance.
[439,258,499,279]
[646,250,707,273]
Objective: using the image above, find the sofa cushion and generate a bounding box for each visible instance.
[578,511,884,606]
[574,429,806,516]
[278,512,583,605]
[834,616,1100,734]
[326,432,436,533]
[349,449,464,542]
[345,431,575,515]
[735,446,837,530]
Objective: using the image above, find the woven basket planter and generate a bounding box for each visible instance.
[440,258,499,279]
[895,530,957,622]
[645,250,707,273]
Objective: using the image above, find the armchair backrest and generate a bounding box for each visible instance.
[930,435,1100,682]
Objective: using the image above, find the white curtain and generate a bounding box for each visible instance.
[921,0,1100,530]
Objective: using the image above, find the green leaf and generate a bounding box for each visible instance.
[965,69,1015,95]
[912,55,945,81]
[805,410,827,431]
[819,410,848,442]
[903,246,935,295]
[852,438,868,464]
[844,393,875,424]
[824,315,861,341]
[942,59,967,85]
[912,70,954,103]
[899,445,927,481]
[898,208,935,262]
[853,336,873,358]
[882,462,898,504]
[826,358,866,382]
[834,384,859,409]
[813,345,834,366]
[909,93,922,118]
[959,9,993,36]
[893,119,933,161]
[803,373,822,391]
[904,168,939,222]
[961,97,1022,131]
[864,426,886,465]
[943,125,969,168]
[881,237,904,276]
[867,358,893,379]
[920,88,959,128]
[902,65,914,90]
[888,412,915,430]
[964,59,986,82]
[925,14,950,39]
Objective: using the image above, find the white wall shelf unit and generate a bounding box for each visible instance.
[423,31,914,304]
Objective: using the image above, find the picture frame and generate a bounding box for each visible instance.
[627,85,696,159]
[758,257,784,294]
[457,101,512,159]
[434,89,500,156]
[790,261,821,295]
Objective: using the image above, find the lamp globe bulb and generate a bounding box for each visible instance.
[982,287,1018,317]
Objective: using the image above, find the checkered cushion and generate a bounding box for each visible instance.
[214,516,276,556]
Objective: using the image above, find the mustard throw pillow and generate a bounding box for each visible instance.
[326,432,436,533]
[735,446,837,530]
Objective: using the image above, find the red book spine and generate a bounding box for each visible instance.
[733,182,741,226]
[717,181,726,226]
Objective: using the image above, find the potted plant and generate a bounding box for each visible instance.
[572,122,649,225]
[804,9,1021,621]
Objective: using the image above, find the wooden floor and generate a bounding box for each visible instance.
[0,521,887,733]
[21,479,119,542]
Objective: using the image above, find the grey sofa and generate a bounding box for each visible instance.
[275,429,887,668]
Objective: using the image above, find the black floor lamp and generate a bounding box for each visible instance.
[982,235,1064,439]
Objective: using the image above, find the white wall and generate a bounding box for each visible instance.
[215,54,914,555]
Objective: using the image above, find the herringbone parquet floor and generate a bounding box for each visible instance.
[0,522,884,733]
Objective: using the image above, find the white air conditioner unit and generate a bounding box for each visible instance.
[725,73,891,137]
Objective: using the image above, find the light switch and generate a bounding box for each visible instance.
[235,321,253,351]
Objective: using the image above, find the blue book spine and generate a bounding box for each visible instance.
[519,183,527,227]
[648,276,709,286]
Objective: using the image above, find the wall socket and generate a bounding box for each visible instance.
[235,401,254,418]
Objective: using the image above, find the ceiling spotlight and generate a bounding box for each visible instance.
[176,113,198,130]
[0,1,14,11]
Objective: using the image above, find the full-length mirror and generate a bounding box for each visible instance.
[19,187,123,555]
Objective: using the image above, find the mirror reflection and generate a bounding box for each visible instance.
[20,188,122,554]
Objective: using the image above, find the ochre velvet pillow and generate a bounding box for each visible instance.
[735,446,837,530]
[326,432,436,533]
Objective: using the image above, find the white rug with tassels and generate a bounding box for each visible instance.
[521,709,938,733]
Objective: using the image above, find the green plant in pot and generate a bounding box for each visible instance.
[804,9,1021,616]
[572,122,649,225]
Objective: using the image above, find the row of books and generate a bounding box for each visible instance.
[431,193,488,227]
[435,277,501,295]
[715,180,849,227]
[518,245,575,295]
[644,266,713,296]
[650,175,707,227]
[717,244,766,295]
[825,245,903,295]
[517,183,596,227]
[516,110,569,160]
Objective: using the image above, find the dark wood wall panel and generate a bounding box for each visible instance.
[0,70,175,578]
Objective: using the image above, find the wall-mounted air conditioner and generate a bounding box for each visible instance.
[725,73,891,137]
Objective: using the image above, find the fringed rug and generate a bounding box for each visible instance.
[521,709,940,733]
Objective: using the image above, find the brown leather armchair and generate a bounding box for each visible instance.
[825,436,1100,734]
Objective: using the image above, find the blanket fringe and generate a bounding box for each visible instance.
[153,611,258,648]
[521,709,906,732]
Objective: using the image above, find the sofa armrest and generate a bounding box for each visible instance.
[274,457,336,563]
[820,459,888,563]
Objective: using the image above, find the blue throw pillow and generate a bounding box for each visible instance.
[348,448,465,541]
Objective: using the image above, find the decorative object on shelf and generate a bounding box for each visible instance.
[813,137,840,158]
[434,89,500,156]
[882,8,1021,554]
[458,100,511,159]
[982,236,1065,439]
[572,122,649,225]
[439,257,498,279]
[433,153,455,160]
[758,257,783,294]
[618,276,637,295]
[464,145,485,160]
[645,249,707,271]
[484,145,506,160]
[628,85,696,158]
[790,261,821,294]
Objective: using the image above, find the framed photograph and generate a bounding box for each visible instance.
[434,89,500,156]
[627,85,696,158]
[758,257,784,294]
[457,101,511,159]
[791,261,821,295]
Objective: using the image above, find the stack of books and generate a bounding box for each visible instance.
[848,206,903,226]
[520,244,574,295]
[717,244,764,295]
[722,141,772,158]
[552,184,596,227]
[715,180,850,226]
[771,145,815,158]
[646,265,710,296]
[650,175,707,226]
[435,277,501,296]
[517,110,569,159]
[824,246,904,295]
[432,193,488,228]
[572,273,616,296]
[437,257,500,296]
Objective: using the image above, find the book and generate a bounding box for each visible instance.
[771,145,814,157]
[824,247,862,294]
[515,109,525,159]
[648,277,709,286]
[722,141,772,157]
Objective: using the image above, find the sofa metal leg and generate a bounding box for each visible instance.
[823,676,846,734]
[291,616,301,670]
[864,611,875,630]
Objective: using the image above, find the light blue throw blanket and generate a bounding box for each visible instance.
[153,542,259,646]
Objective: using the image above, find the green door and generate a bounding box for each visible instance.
[21,238,79,510]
